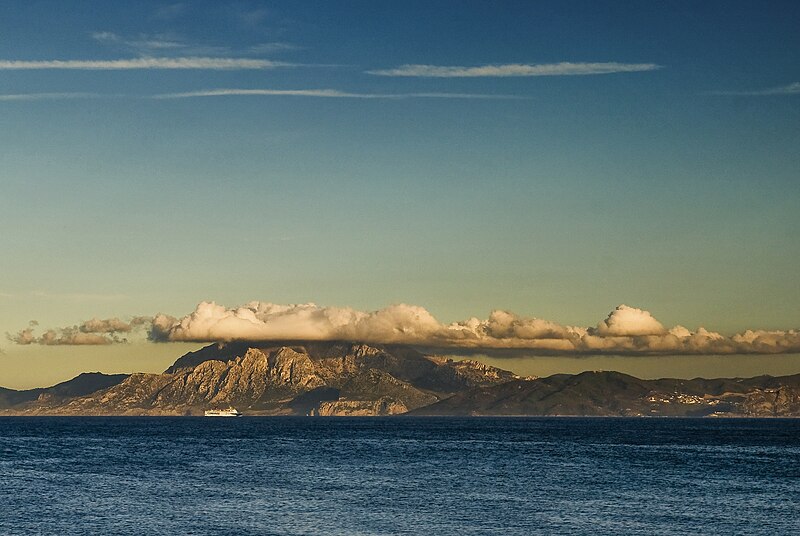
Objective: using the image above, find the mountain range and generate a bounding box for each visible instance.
[2,341,799,417]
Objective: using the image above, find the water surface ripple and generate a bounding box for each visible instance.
[1,417,798,535]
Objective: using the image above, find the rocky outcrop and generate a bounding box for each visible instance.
[336,369,439,410]
[313,397,408,416]
[47,373,177,415]
[743,387,800,416]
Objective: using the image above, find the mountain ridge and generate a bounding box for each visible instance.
[2,342,800,417]
[1,341,517,416]
[0,372,128,409]
[410,370,800,417]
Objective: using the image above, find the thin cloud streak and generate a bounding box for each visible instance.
[0,89,515,102]
[0,57,292,70]
[91,31,184,50]
[248,42,304,54]
[90,31,233,57]
[91,29,304,58]
[0,92,111,101]
[710,82,800,96]
[367,62,662,77]
[154,88,520,99]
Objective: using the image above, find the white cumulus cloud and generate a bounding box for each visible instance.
[11,302,800,356]
[145,301,800,356]
[591,305,667,336]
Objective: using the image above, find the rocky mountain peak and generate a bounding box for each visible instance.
[2,341,516,416]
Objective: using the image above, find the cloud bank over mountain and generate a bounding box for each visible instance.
[10,302,799,356]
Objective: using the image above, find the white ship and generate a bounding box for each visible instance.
[204,407,243,417]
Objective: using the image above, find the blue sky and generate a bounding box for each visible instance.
[1,1,799,387]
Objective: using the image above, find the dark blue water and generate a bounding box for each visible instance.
[1,418,798,535]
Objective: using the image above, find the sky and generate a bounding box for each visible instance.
[1,1,799,389]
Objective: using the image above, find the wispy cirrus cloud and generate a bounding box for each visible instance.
[0,89,514,102]
[0,92,110,101]
[90,31,232,57]
[154,88,519,99]
[92,30,185,50]
[247,42,303,55]
[367,62,662,77]
[0,57,292,70]
[91,30,303,58]
[91,31,123,43]
[710,82,800,96]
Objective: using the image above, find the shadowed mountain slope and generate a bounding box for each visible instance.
[410,371,800,417]
[0,372,128,409]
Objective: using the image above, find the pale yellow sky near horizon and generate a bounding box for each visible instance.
[2,342,800,390]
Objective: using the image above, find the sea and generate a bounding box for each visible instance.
[1,417,798,535]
